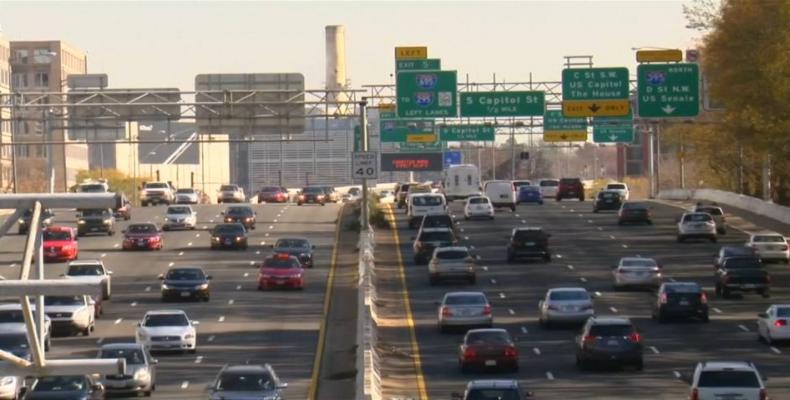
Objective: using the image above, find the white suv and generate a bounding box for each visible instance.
[677,212,717,243]
[686,361,767,400]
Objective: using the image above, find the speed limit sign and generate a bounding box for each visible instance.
[352,151,378,179]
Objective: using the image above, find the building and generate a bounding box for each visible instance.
[0,34,12,192]
[9,40,89,192]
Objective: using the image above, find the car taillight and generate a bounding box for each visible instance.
[766,275,772,284]
[700,292,708,304]
[482,305,492,315]
[691,388,699,400]
[628,332,641,343]
[582,335,596,346]
[659,293,668,304]
[463,347,476,360]
[759,389,767,400]
[441,306,452,317]
[781,245,789,251]
[504,346,517,358]
[775,319,787,327]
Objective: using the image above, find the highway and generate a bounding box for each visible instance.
[388,199,790,399]
[0,202,342,399]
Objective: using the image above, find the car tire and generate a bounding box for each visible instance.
[438,324,446,334]
[722,287,731,298]
[759,289,770,298]
[163,226,169,231]
[576,356,588,371]
[556,197,562,202]
[510,205,516,212]
[428,276,438,286]
[701,313,710,323]
[108,230,114,236]
[634,359,644,371]
[710,236,717,243]
[45,336,51,352]
[676,235,684,243]
[188,348,197,354]
[593,208,599,213]
[144,390,152,397]
[647,220,653,225]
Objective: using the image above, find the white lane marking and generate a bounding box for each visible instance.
[470,245,476,250]
[770,346,781,354]
[168,262,175,267]
[521,220,526,224]
[579,277,588,283]
[260,241,266,245]
[475,255,481,260]
[594,291,602,297]
[609,306,618,313]
[556,254,563,259]
[187,242,193,247]
[561,205,566,209]
[567,265,574,270]
[460,228,465,233]
[249,261,255,266]
[587,220,593,223]
[268,225,274,229]
[145,286,151,292]
[236,285,242,290]
[609,235,616,240]
[533,347,541,355]
[130,301,138,307]
[490,278,497,285]
[218,316,225,322]
[712,307,722,314]
[265,233,270,237]
[196,233,201,238]
[9,263,18,268]
[482,266,489,272]
[100,253,107,258]
[515,214,520,218]
[256,250,261,255]
[178,251,184,256]
[228,299,235,305]
[738,324,749,332]
[521,326,528,334]
[114,318,123,325]
[194,356,203,364]
[113,243,119,248]
[597,227,603,231]
[209,219,214,223]
[243,272,249,277]
[499,293,506,299]
[508,309,515,315]
[464,236,470,241]
[180,381,189,389]
[546,371,555,380]
[673,370,682,379]
[96,337,104,345]
[649,346,660,354]
[622,244,629,249]
[274,219,278,223]
[208,335,215,342]
[570,209,575,212]
[202,225,208,230]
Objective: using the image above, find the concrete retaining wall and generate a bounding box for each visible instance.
[657,189,790,225]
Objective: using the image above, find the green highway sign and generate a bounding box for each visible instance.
[379,118,434,143]
[396,70,458,118]
[400,141,444,152]
[593,111,634,143]
[544,110,587,132]
[562,67,630,100]
[439,125,495,141]
[637,63,700,118]
[460,91,545,117]
[396,58,441,71]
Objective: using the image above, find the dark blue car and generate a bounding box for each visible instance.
[518,186,544,205]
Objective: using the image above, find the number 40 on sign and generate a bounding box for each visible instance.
[352,151,378,179]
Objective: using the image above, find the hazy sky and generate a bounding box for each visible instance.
[0,1,699,91]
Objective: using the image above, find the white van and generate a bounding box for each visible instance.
[538,179,560,198]
[484,180,517,211]
[443,164,481,201]
[408,193,447,228]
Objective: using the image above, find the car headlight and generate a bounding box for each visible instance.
[78,220,85,224]
[261,274,272,279]
[184,333,195,340]
[164,217,171,222]
[17,219,24,224]
[134,369,150,381]
[289,273,303,279]
[161,284,170,290]
[196,283,209,290]
[299,253,309,258]
[212,237,220,242]
[104,218,113,224]
[225,218,233,222]
[245,217,253,222]
[235,236,243,242]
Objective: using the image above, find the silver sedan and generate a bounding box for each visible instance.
[437,291,492,333]
[612,257,663,290]
[428,246,476,285]
[539,287,594,327]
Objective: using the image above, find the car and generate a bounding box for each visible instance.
[97,343,157,397]
[483,180,517,211]
[298,186,327,206]
[408,193,447,228]
[0,305,51,351]
[163,205,197,230]
[512,180,532,191]
[605,182,630,200]
[412,227,457,265]
[207,364,288,400]
[114,194,132,220]
[320,186,340,203]
[258,186,289,203]
[396,182,418,209]
[135,310,197,353]
[272,237,315,268]
[404,185,433,212]
[217,184,246,203]
[428,246,476,285]
[18,208,55,235]
[714,256,770,298]
[44,295,96,336]
[684,361,768,400]
[42,226,79,263]
[257,253,305,290]
[611,257,662,290]
[713,246,756,269]
[556,178,585,201]
[756,304,790,344]
[378,190,395,204]
[746,232,789,264]
[64,260,113,300]
[159,267,212,302]
[122,223,164,251]
[592,190,623,213]
[618,202,652,225]
[451,380,535,400]
[652,282,709,323]
[77,208,115,236]
[437,291,492,333]
[443,165,482,202]
[575,316,643,371]
[174,188,200,204]
[210,223,248,250]
[517,185,543,205]
[693,204,727,234]
[222,205,256,230]
[140,181,175,206]
[418,213,458,237]
[677,212,717,243]
[463,196,494,220]
[24,375,104,400]
[0,372,23,400]
[506,227,552,263]
[458,328,518,373]
[538,287,594,328]
[0,330,32,361]
[538,179,560,199]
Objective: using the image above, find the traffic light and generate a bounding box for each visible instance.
[519,151,530,160]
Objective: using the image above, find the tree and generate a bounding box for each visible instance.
[683,0,723,32]
[73,169,152,198]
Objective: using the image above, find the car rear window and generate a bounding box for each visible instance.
[622,202,648,210]
[469,197,489,204]
[513,181,531,188]
[664,283,700,294]
[549,290,589,301]
[412,196,443,206]
[607,184,626,190]
[68,265,103,276]
[560,178,580,184]
[145,183,169,189]
[421,215,452,229]
[466,389,520,400]
[753,235,785,243]
[226,207,253,216]
[128,224,157,233]
[220,185,237,191]
[436,250,469,260]
[445,294,486,305]
[0,310,24,323]
[176,188,196,194]
[698,371,760,388]
[513,230,545,240]
[683,214,712,222]
[723,257,762,268]
[540,180,559,187]
[465,331,511,345]
[166,269,205,280]
[588,324,634,336]
[263,258,300,269]
[621,259,657,267]
[44,231,71,241]
[420,231,454,242]
[696,207,723,215]
[168,206,191,214]
[777,307,790,317]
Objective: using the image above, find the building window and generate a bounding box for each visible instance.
[11,72,27,88]
[34,72,49,87]
[13,49,28,63]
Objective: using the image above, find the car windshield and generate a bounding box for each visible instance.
[754,235,785,243]
[683,214,712,222]
[226,207,253,216]
[621,259,657,267]
[68,265,103,276]
[82,209,110,217]
[664,283,701,294]
[776,308,790,317]
[599,192,619,199]
[128,224,157,234]
[466,331,511,345]
[724,257,762,268]
[220,185,238,191]
[549,290,589,301]
[0,334,28,348]
[44,231,71,241]
[146,183,169,189]
[421,216,452,229]
[698,371,760,388]
[560,178,580,184]
[588,324,634,336]
[0,310,25,323]
[469,197,489,205]
[445,294,486,305]
[214,224,245,234]
[261,187,281,193]
[166,269,205,280]
[275,239,310,249]
[79,184,106,192]
[100,348,145,365]
[420,231,454,242]
[144,314,189,327]
[436,250,469,260]
[513,230,545,241]
[32,376,86,392]
[304,187,324,194]
[217,372,274,391]
[168,206,191,214]
[349,188,361,195]
[519,186,539,192]
[466,389,520,400]
[412,196,443,206]
[44,296,83,306]
[607,184,626,190]
[263,257,300,269]
[176,189,195,194]
[540,180,559,187]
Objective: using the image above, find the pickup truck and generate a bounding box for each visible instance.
[140,182,175,206]
[714,256,771,298]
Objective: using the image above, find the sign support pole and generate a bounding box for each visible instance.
[648,125,656,198]
[359,99,369,231]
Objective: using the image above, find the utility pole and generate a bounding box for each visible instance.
[510,118,516,179]
[359,98,369,230]
[44,110,54,193]
[648,125,656,198]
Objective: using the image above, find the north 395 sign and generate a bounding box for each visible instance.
[352,151,378,179]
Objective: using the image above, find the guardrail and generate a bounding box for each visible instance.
[356,224,382,400]
[657,188,790,225]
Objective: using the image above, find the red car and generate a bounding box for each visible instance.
[257,253,305,290]
[258,186,289,203]
[122,223,163,251]
[43,226,79,262]
[458,328,519,373]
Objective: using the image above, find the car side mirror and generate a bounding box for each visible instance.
[137,322,142,327]
[206,275,213,280]
[107,271,113,275]
[92,383,104,392]
[87,298,96,306]
[158,274,164,280]
[758,312,768,318]
[121,230,127,234]
[277,382,289,389]
[220,211,225,215]
[152,359,159,365]
[75,213,80,218]
[192,321,200,326]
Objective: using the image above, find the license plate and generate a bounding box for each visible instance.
[743,284,757,289]
[605,199,613,203]
[485,360,497,366]
[500,194,507,199]
[562,306,576,312]
[607,340,619,346]
[90,227,98,231]
[524,242,535,246]
[679,300,689,306]
[225,239,232,245]
[138,240,145,245]
[181,291,191,297]
[108,381,127,388]
[568,191,576,195]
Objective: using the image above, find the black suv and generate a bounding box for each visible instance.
[418,213,457,236]
[575,316,643,370]
[713,246,756,269]
[273,237,315,268]
[298,186,327,206]
[714,256,770,298]
[556,178,585,201]
[77,208,115,236]
[592,190,622,213]
[223,206,256,230]
[412,227,456,265]
[159,267,212,302]
[18,208,55,235]
[452,380,534,400]
[506,227,551,263]
[396,182,416,209]
[652,282,709,322]
[210,223,248,250]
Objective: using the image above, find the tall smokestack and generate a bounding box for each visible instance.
[325,25,348,110]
